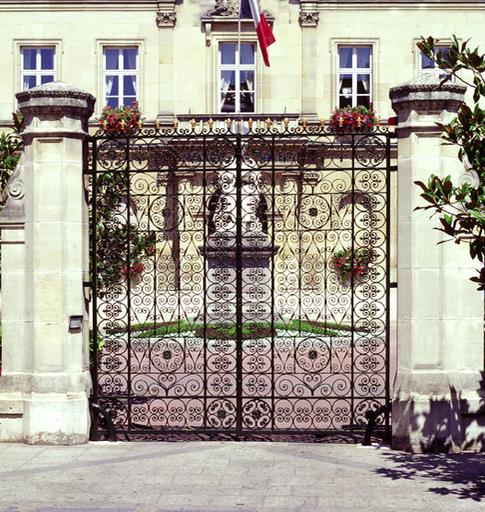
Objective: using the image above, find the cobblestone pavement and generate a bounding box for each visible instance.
[0,441,483,512]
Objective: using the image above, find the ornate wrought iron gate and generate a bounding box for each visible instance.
[88,120,394,440]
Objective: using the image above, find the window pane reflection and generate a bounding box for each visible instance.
[22,48,37,70]
[339,47,352,68]
[221,92,236,112]
[23,75,36,90]
[40,48,55,70]
[339,74,352,96]
[356,47,371,68]
[357,74,370,94]
[339,96,352,108]
[220,43,236,65]
[240,43,255,64]
[123,75,137,96]
[123,97,137,106]
[357,96,370,108]
[240,92,254,112]
[240,71,254,91]
[421,53,435,69]
[106,75,119,96]
[105,48,119,70]
[40,75,54,85]
[123,48,137,70]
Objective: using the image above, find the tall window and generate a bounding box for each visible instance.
[420,46,452,80]
[337,46,372,108]
[20,47,56,90]
[219,42,256,113]
[103,47,138,108]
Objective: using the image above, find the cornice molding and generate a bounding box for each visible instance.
[0,0,160,11]
[299,0,485,10]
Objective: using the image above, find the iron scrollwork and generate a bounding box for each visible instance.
[88,120,395,440]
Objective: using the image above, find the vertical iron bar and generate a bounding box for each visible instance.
[90,137,99,438]
[125,133,132,431]
[350,133,356,429]
[385,133,392,439]
[202,133,208,430]
[271,131,276,431]
[236,132,243,433]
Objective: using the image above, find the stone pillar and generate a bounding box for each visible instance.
[390,75,484,453]
[156,3,176,123]
[299,8,320,121]
[0,82,95,444]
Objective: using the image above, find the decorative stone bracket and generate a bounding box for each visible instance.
[299,11,319,28]
[201,0,274,47]
[156,0,177,28]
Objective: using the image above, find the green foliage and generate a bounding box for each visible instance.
[0,134,22,203]
[414,36,485,289]
[92,170,156,296]
[110,319,360,340]
[89,330,104,354]
[332,247,375,283]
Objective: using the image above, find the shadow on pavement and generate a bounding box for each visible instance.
[374,451,485,502]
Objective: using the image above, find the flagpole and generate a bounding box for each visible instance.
[237,0,242,123]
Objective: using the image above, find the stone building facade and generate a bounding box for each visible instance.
[0,1,484,450]
[0,0,484,127]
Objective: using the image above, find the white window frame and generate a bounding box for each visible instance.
[417,42,455,81]
[14,40,62,94]
[218,41,257,114]
[102,46,139,108]
[336,45,373,109]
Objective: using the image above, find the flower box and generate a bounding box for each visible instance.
[329,106,377,133]
[99,102,142,133]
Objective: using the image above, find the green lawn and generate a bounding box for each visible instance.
[108,319,359,340]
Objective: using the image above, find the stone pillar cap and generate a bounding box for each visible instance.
[16,81,95,115]
[389,74,466,115]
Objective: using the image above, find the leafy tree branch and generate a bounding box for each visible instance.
[414,35,485,289]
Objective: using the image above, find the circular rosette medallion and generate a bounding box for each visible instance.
[206,137,236,168]
[354,135,386,167]
[148,196,184,231]
[242,399,271,429]
[242,137,272,168]
[150,337,185,372]
[297,194,331,230]
[295,337,331,373]
[207,399,236,429]
[96,139,127,171]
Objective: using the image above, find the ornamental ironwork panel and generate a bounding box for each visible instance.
[88,121,394,440]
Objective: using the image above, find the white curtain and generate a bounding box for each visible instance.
[106,75,115,96]
[241,71,253,91]
[220,71,234,110]
[240,43,254,67]
[126,75,137,96]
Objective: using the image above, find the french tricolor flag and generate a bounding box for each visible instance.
[247,0,276,67]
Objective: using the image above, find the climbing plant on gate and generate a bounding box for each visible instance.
[91,164,155,298]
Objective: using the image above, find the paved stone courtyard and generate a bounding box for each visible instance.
[0,441,483,512]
